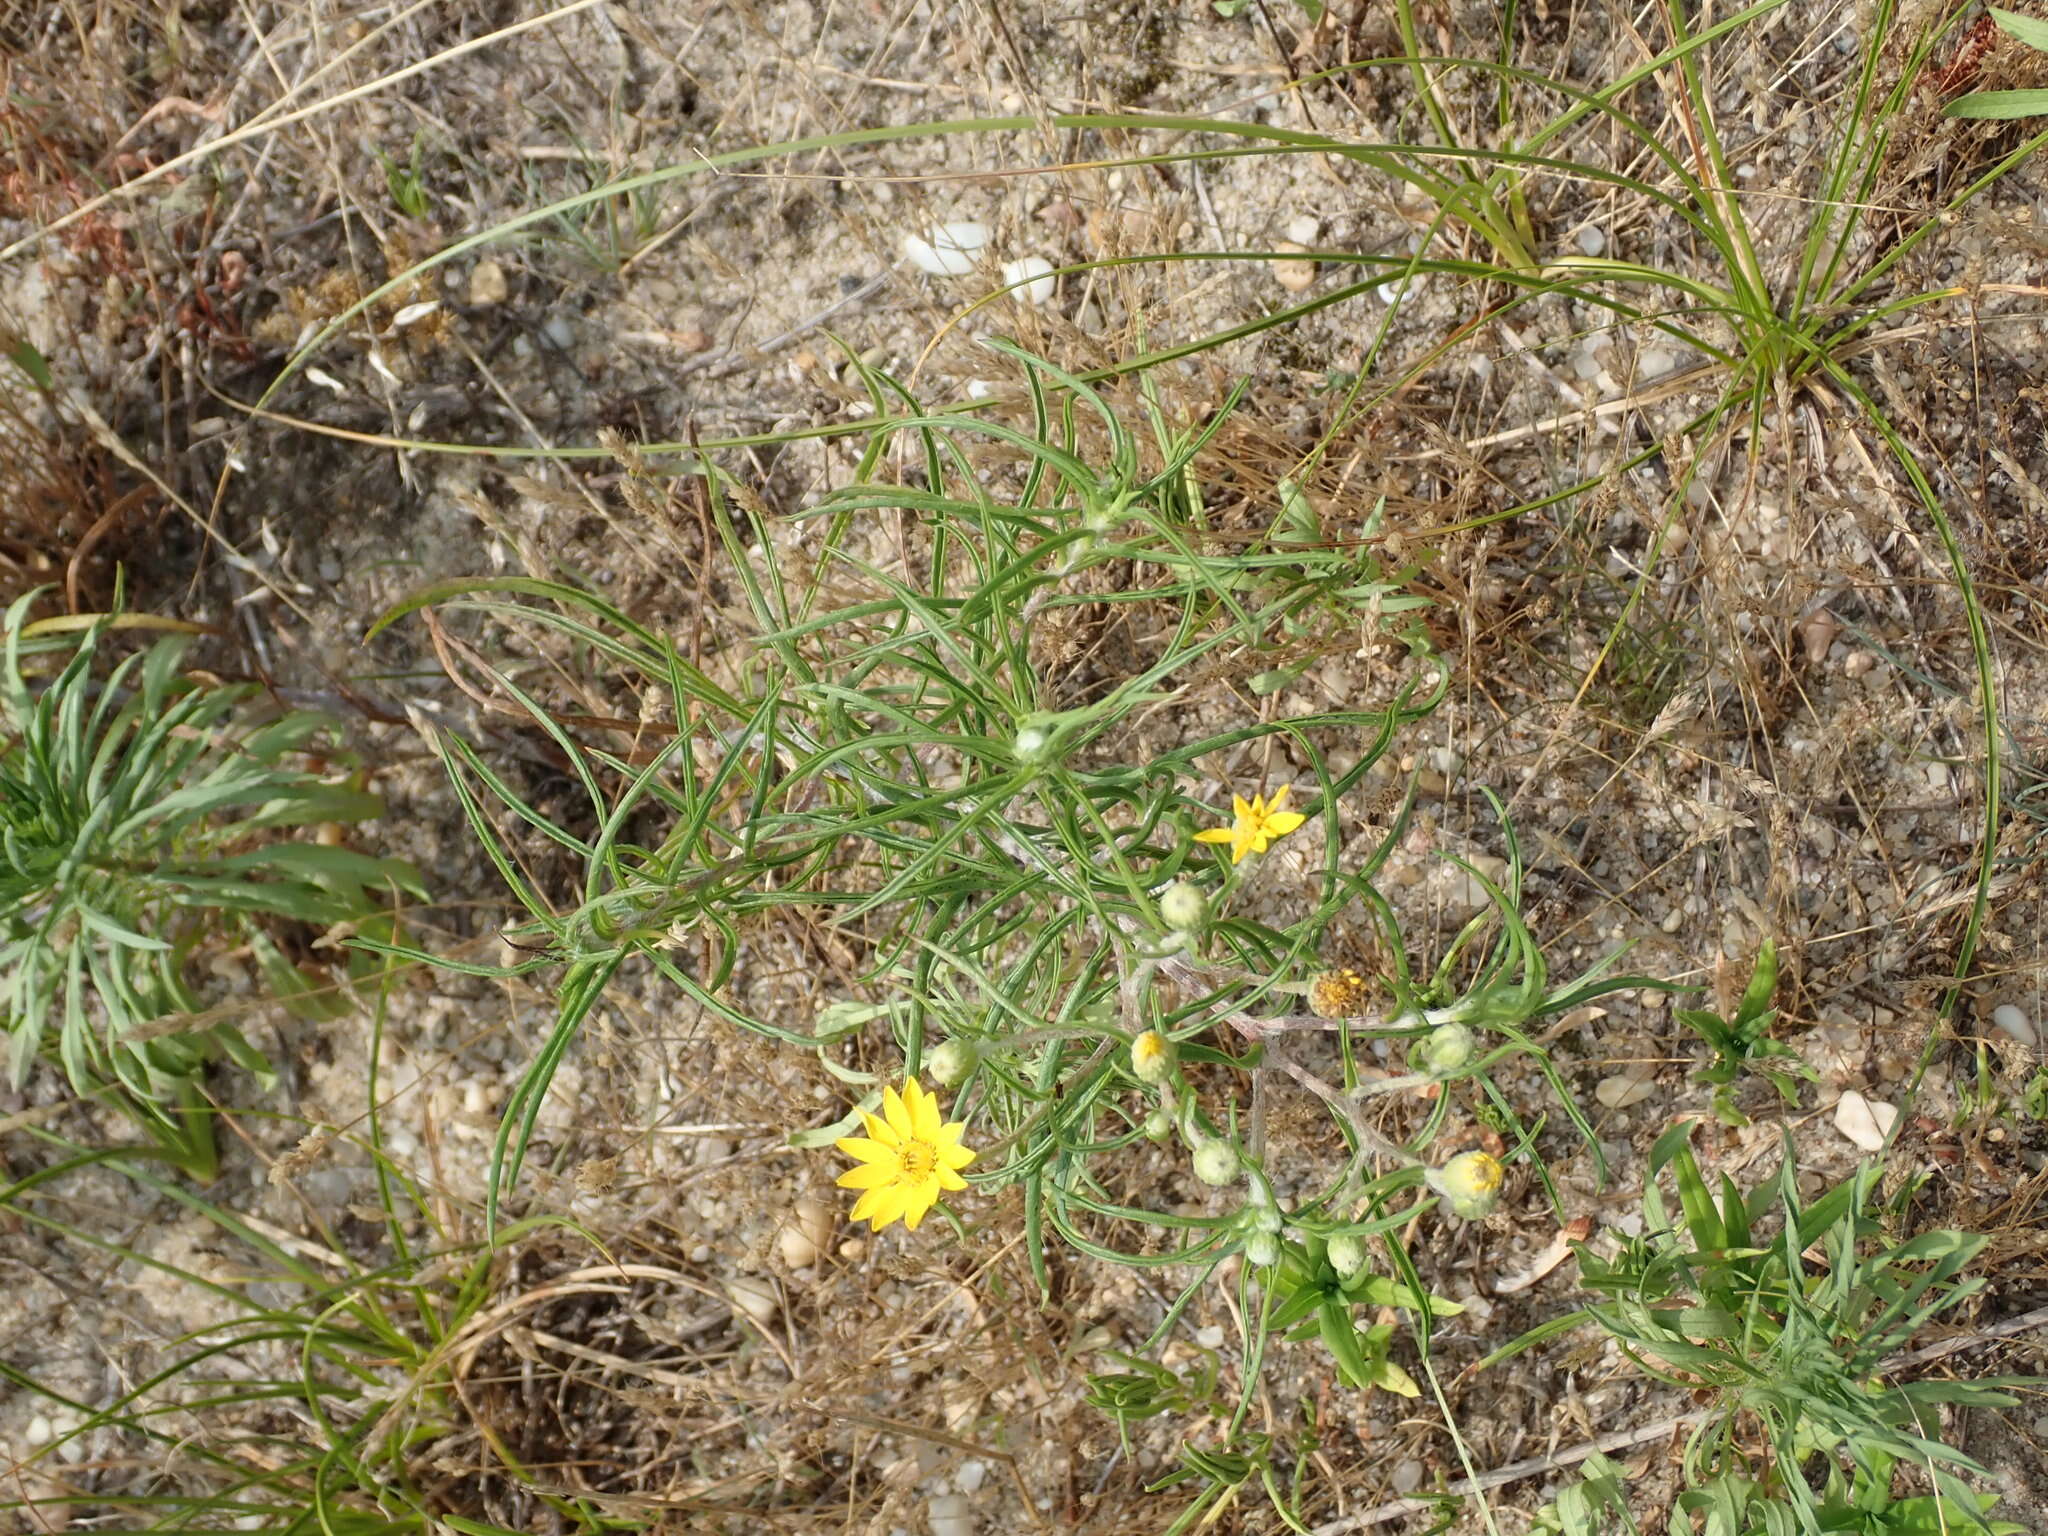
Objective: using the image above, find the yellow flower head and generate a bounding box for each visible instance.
[835,1078,975,1233]
[1130,1028,1177,1084]
[1194,784,1307,865]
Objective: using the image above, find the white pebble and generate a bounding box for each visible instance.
[725,1276,780,1327]
[1575,225,1607,257]
[542,315,575,350]
[929,1493,975,1536]
[1285,213,1321,245]
[1271,241,1317,293]
[1834,1089,1897,1154]
[1194,1324,1226,1349]
[1391,1459,1425,1494]
[25,1414,51,1447]
[956,1460,988,1494]
[1595,1071,1657,1110]
[1638,347,1677,378]
[904,221,990,276]
[1000,255,1055,304]
[1991,1004,2036,1048]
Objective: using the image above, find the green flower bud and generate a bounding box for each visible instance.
[1326,1233,1367,1280]
[1192,1139,1240,1188]
[1417,1021,1476,1076]
[1143,1106,1174,1140]
[1130,1029,1178,1085]
[1244,1230,1280,1268]
[1432,1150,1504,1221]
[1013,724,1054,763]
[926,1039,976,1089]
[1158,881,1210,932]
[1250,1202,1284,1236]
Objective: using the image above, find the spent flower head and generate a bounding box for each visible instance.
[1307,967,1374,1020]
[836,1078,975,1232]
[1194,784,1307,864]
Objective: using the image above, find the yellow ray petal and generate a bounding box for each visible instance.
[855,1184,909,1231]
[836,1136,897,1165]
[938,1138,976,1170]
[859,1109,899,1147]
[1265,811,1306,835]
[849,1187,885,1224]
[837,1162,898,1190]
[1266,784,1293,813]
[900,1184,939,1230]
[1194,827,1236,844]
[882,1083,912,1141]
[909,1082,943,1142]
[936,1165,968,1192]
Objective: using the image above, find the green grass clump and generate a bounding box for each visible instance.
[0,591,422,1176]
[1503,1124,2021,1536]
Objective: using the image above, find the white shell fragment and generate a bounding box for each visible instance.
[1834,1089,1897,1154]
[390,299,441,329]
[1000,254,1055,304]
[904,221,990,276]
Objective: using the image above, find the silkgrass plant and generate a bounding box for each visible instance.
[370,344,1675,1532]
[0,592,421,1177]
[165,0,2040,1519]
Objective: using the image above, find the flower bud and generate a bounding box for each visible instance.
[1013,724,1054,763]
[1158,881,1210,932]
[1250,1202,1283,1236]
[1192,1139,1240,1187]
[1417,1021,1476,1076]
[1143,1106,1174,1140]
[1326,1233,1367,1281]
[1244,1230,1280,1268]
[1432,1150,1504,1220]
[1307,967,1372,1020]
[926,1039,976,1089]
[1130,1029,1177,1085]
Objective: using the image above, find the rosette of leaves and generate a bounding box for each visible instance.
[0,594,422,1175]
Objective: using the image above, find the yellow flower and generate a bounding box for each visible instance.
[1194,784,1307,864]
[835,1078,975,1232]
[1130,1029,1177,1084]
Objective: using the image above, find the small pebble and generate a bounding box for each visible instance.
[1271,241,1317,293]
[1391,1458,1425,1494]
[25,1414,51,1447]
[1595,1071,1658,1110]
[1194,1324,1226,1349]
[904,221,990,276]
[956,1460,988,1495]
[1575,225,1607,257]
[929,1492,974,1536]
[467,258,508,306]
[725,1276,780,1327]
[1834,1089,1897,1154]
[1991,1004,2036,1048]
[1284,213,1321,244]
[1000,255,1055,304]
[1637,347,1677,377]
[542,315,575,350]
